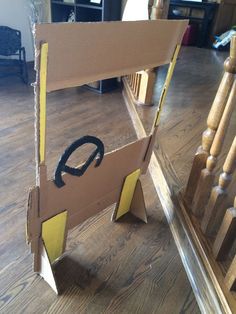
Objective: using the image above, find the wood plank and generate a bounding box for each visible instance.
[201,136,236,234]
[225,255,236,291]
[191,80,236,217]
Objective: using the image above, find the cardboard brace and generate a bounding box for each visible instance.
[27,19,188,293]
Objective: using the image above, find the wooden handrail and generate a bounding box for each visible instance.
[213,197,236,261]
[191,80,236,216]
[201,136,236,234]
[185,36,236,206]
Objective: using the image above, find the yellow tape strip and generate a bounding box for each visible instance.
[39,43,48,163]
[154,44,181,127]
[115,169,141,220]
[42,211,67,264]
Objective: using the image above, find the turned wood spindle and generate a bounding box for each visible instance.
[185,36,236,206]
[213,197,236,261]
[138,68,156,105]
[201,136,236,234]
[225,254,236,291]
[203,136,236,231]
[191,80,236,217]
[151,0,164,20]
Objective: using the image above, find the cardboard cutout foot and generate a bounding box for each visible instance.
[39,240,59,294]
[130,180,147,223]
[112,170,147,223]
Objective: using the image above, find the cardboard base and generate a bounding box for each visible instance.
[130,180,148,223]
[112,178,147,223]
[39,241,59,294]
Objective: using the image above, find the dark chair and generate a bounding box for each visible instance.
[0,26,28,84]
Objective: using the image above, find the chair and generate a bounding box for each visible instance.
[0,26,28,84]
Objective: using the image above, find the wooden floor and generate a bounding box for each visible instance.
[0,46,231,313]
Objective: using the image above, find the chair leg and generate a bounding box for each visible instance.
[20,47,28,84]
[22,61,29,84]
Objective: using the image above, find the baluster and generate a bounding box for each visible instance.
[138,68,156,105]
[129,74,132,84]
[134,73,138,98]
[151,0,164,20]
[129,74,132,88]
[201,137,236,234]
[127,74,131,84]
[131,74,135,91]
[135,73,141,99]
[213,197,236,261]
[225,254,236,291]
[185,36,236,206]
[191,81,236,217]
[134,73,138,99]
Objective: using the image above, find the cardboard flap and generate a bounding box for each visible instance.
[35,20,188,92]
[39,241,59,294]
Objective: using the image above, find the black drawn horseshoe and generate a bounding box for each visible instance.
[54,135,104,188]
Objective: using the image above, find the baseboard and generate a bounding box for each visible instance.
[177,193,236,314]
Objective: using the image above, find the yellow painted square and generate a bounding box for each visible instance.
[116,169,141,220]
[42,211,67,264]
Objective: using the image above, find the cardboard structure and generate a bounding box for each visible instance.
[27,20,188,293]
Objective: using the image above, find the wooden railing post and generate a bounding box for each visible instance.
[213,197,236,261]
[185,36,236,206]
[225,254,236,291]
[201,137,236,234]
[151,0,164,19]
[138,68,156,105]
[191,80,236,217]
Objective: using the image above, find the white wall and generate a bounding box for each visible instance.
[0,0,34,61]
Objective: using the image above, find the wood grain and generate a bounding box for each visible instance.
[185,35,236,205]
[213,203,236,261]
[133,46,236,313]
[191,79,236,217]
[201,136,236,235]
[185,70,234,206]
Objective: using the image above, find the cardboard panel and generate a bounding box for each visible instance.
[37,137,151,228]
[35,20,188,91]
[115,168,141,220]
